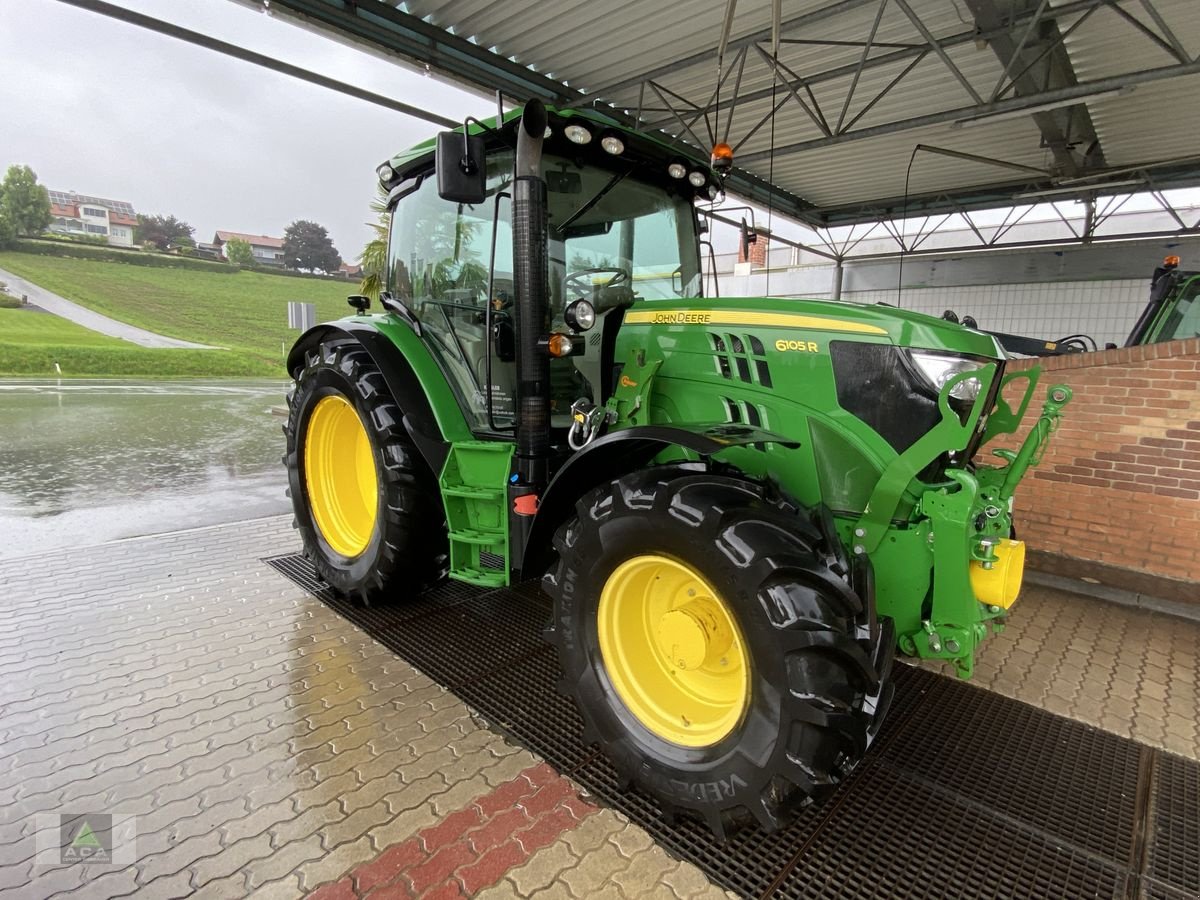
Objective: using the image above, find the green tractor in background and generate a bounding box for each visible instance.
[284,100,1070,834]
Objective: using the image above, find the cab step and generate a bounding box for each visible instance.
[439,441,514,587]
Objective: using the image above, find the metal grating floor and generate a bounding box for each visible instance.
[264,554,1200,900]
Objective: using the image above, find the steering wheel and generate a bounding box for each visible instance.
[564,267,629,299]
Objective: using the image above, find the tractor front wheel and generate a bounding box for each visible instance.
[284,338,447,603]
[544,469,894,835]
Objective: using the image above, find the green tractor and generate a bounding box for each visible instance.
[1126,255,1200,346]
[284,100,1070,834]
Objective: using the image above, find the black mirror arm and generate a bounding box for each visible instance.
[461,116,508,173]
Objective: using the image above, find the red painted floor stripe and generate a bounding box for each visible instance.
[308,763,598,899]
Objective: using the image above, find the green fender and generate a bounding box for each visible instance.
[287,314,473,475]
[518,422,798,577]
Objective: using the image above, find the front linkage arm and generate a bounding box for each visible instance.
[855,367,1071,678]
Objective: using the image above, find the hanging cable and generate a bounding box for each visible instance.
[895,145,922,309]
[714,0,738,142]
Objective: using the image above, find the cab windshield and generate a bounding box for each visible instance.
[1153,276,1200,342]
[544,153,702,310]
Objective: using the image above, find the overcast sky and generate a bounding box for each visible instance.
[0,0,495,260]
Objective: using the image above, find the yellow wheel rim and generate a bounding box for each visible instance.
[598,554,749,747]
[304,394,378,558]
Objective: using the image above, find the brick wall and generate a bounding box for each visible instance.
[737,229,769,267]
[998,338,1200,595]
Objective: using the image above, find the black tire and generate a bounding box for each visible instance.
[284,337,447,603]
[543,468,894,835]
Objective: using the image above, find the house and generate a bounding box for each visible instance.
[212,230,285,267]
[47,190,138,247]
[338,262,362,278]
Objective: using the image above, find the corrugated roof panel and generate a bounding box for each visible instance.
[751,118,1051,209]
[1051,0,1200,170]
[262,0,1200,223]
[1086,74,1200,167]
[1054,0,1200,80]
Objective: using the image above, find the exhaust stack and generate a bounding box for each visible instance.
[512,100,551,488]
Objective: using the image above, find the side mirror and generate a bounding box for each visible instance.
[436,131,486,204]
[740,217,756,260]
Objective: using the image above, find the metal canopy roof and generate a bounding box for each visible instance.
[249,0,1200,228]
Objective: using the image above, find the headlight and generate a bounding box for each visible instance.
[909,351,983,401]
[564,299,596,332]
[687,171,707,188]
[564,124,592,144]
[600,134,625,155]
[376,161,396,183]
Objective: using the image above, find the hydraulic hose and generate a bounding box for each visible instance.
[512,100,551,487]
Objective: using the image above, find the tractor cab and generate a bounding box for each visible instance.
[378,109,712,434]
[1126,257,1200,346]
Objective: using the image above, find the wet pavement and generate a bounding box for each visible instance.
[0,379,291,559]
[0,516,727,900]
[0,515,1195,898]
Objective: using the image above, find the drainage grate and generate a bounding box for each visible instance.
[264,554,1199,900]
[1145,753,1200,896]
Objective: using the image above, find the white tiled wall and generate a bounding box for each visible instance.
[839,279,1147,349]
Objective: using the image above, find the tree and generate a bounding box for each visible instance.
[358,187,389,300]
[283,220,341,274]
[0,165,52,238]
[0,208,16,249]
[136,213,194,251]
[224,237,255,267]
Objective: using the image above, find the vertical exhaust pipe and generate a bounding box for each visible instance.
[512,100,551,488]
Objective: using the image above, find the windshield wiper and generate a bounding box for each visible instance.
[560,168,631,231]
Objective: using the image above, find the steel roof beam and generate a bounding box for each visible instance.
[964,0,1105,179]
[53,0,467,128]
[808,158,1200,225]
[1102,0,1190,64]
[250,0,819,222]
[249,0,578,104]
[737,58,1200,164]
[1134,0,1191,64]
[892,0,982,105]
[640,0,1111,130]
[577,0,879,103]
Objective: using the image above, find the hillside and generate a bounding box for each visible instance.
[0,252,358,376]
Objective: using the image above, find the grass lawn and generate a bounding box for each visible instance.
[0,252,358,376]
[0,308,277,377]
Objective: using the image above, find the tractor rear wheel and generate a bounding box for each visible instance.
[544,469,894,835]
[284,337,447,603]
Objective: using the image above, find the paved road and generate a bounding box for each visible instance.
[0,266,219,349]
